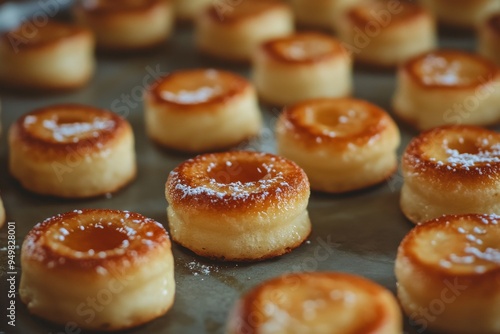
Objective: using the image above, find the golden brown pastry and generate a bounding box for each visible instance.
[9,104,136,198]
[165,151,311,261]
[145,69,262,153]
[228,272,402,334]
[337,0,436,68]
[19,209,175,331]
[401,125,500,224]
[196,0,294,62]
[0,195,5,229]
[173,0,211,22]
[74,0,174,52]
[290,0,367,30]
[276,98,400,193]
[252,32,352,106]
[393,50,500,130]
[0,21,94,92]
[420,0,500,29]
[396,213,500,333]
[478,13,500,67]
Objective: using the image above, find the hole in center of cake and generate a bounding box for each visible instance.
[208,161,270,184]
[313,107,357,128]
[59,222,130,253]
[447,139,480,155]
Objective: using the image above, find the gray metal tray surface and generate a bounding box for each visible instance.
[0,14,478,334]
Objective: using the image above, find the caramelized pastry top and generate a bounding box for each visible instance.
[166,151,309,213]
[403,125,500,185]
[233,272,398,333]
[405,50,498,89]
[205,0,289,24]
[279,98,394,148]
[399,214,500,277]
[149,69,250,109]
[1,21,90,51]
[13,104,127,153]
[261,32,348,64]
[22,209,170,271]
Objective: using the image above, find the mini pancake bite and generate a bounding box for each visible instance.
[173,0,211,22]
[252,33,352,106]
[227,272,402,334]
[337,0,436,68]
[401,125,500,224]
[145,69,262,153]
[195,0,294,62]
[0,21,94,92]
[420,0,500,29]
[9,104,136,198]
[276,98,400,193]
[396,214,500,333]
[290,0,366,30]
[74,0,173,52]
[165,151,311,261]
[393,50,500,130]
[478,14,500,67]
[19,209,175,331]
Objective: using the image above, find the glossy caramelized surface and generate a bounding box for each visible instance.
[14,104,124,150]
[234,272,399,333]
[399,214,500,276]
[1,21,87,50]
[206,0,287,23]
[262,33,345,64]
[348,0,426,26]
[280,98,392,147]
[403,125,500,182]
[23,209,169,266]
[150,69,249,108]
[166,151,309,212]
[406,50,496,88]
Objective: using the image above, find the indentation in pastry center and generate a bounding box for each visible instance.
[306,105,366,137]
[418,55,487,86]
[447,139,480,155]
[438,138,500,168]
[56,221,131,253]
[207,161,271,184]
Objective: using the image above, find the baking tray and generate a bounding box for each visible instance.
[0,7,478,334]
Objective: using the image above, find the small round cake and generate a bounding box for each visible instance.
[337,0,436,68]
[290,0,366,30]
[19,209,175,331]
[227,272,402,334]
[393,50,500,130]
[478,14,500,67]
[276,98,400,193]
[74,0,174,52]
[9,104,136,198]
[196,0,294,62]
[165,151,311,261]
[252,32,352,106]
[401,125,500,224]
[173,0,211,22]
[0,21,94,92]
[145,69,262,153]
[396,214,500,333]
[420,0,500,29]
